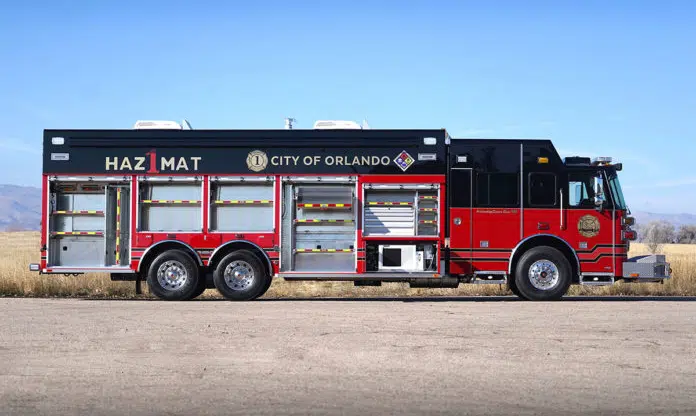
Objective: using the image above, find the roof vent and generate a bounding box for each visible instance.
[313,120,363,129]
[133,120,183,130]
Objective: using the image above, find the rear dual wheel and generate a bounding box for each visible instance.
[213,250,272,301]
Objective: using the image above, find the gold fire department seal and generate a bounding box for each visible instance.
[246,150,268,172]
[577,214,600,238]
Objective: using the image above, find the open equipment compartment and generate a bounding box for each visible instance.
[48,178,130,268]
[209,176,274,232]
[138,177,202,232]
[363,183,440,273]
[280,178,356,272]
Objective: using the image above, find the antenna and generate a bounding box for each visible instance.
[285,117,296,130]
[361,118,370,129]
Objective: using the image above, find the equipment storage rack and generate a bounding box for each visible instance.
[291,184,356,272]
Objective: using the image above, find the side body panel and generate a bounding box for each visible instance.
[40,129,447,277]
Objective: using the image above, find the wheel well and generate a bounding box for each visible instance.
[208,242,272,277]
[137,242,203,275]
[509,236,579,282]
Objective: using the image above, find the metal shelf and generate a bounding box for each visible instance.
[366,201,413,206]
[51,231,104,237]
[294,219,354,224]
[294,248,354,253]
[52,210,105,216]
[297,203,352,209]
[141,200,201,205]
[212,200,272,205]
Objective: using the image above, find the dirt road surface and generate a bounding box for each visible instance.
[1,297,695,415]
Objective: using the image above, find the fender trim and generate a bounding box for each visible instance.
[136,240,204,272]
[208,240,273,274]
[508,234,580,275]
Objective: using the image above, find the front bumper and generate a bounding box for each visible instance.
[622,254,671,282]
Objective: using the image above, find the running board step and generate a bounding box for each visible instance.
[579,275,615,286]
[473,273,507,284]
[280,272,441,281]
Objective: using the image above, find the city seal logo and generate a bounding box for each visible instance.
[578,214,600,238]
[246,150,268,172]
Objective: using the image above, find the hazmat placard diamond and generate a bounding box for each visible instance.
[394,150,415,171]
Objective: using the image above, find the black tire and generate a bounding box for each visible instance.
[213,250,271,301]
[514,246,572,301]
[146,250,201,301]
[189,278,208,299]
[507,277,524,299]
[252,276,274,300]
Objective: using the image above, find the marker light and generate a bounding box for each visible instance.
[623,216,635,226]
[537,157,549,164]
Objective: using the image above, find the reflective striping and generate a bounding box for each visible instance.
[419,220,437,224]
[294,248,354,253]
[213,200,272,205]
[367,201,413,206]
[297,203,352,208]
[419,208,437,212]
[295,219,353,223]
[52,210,104,215]
[419,196,437,200]
[115,188,121,264]
[141,200,201,204]
[52,231,104,236]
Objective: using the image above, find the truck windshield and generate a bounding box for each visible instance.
[606,169,627,210]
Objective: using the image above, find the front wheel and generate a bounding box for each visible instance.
[514,246,572,301]
[213,250,271,301]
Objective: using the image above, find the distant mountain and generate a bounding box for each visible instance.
[0,185,41,231]
[631,211,696,227]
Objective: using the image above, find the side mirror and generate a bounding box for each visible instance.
[594,195,604,211]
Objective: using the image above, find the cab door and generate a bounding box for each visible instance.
[563,170,616,275]
[447,168,473,275]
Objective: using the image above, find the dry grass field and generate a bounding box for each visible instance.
[1,232,694,298]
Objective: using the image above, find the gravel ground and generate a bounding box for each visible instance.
[1,297,695,415]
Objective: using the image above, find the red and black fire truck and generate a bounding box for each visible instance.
[30,120,671,301]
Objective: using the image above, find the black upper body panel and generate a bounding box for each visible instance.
[43,129,448,175]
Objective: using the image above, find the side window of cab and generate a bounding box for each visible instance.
[568,172,601,208]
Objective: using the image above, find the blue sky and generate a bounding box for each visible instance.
[1,0,694,213]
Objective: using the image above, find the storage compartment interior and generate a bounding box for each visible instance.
[366,242,437,273]
[139,181,201,232]
[363,185,439,236]
[210,181,274,232]
[280,182,356,272]
[48,181,129,267]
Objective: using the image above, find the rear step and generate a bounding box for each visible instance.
[579,274,615,286]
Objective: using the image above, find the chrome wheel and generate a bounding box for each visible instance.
[223,260,255,291]
[528,259,560,291]
[157,260,188,291]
